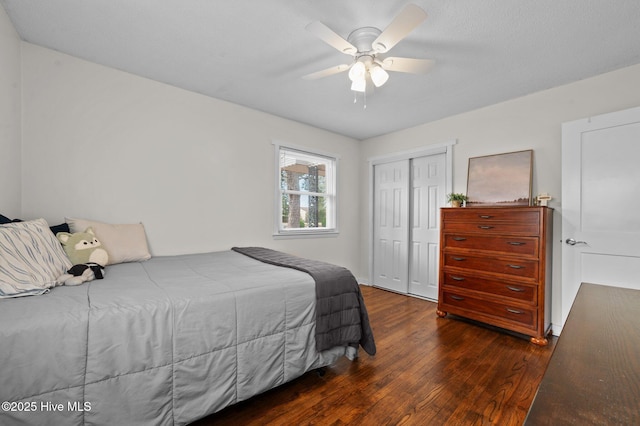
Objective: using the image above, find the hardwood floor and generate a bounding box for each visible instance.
[193,286,556,425]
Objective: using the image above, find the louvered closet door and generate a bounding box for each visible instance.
[409,154,446,299]
[373,160,410,293]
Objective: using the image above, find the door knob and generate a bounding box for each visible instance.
[565,238,587,246]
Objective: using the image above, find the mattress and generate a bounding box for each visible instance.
[0,250,347,425]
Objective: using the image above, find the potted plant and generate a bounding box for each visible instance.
[447,193,468,207]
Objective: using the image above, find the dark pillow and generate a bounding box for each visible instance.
[49,222,70,235]
[0,214,69,234]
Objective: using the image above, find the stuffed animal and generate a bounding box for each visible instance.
[57,227,109,267]
[58,263,105,286]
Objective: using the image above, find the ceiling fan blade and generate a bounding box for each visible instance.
[306,21,358,55]
[302,64,351,80]
[372,4,427,53]
[381,57,434,74]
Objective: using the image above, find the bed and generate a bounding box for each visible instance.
[0,222,375,426]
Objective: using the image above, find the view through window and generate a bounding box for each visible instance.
[278,147,336,234]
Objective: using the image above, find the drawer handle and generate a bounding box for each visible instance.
[452,257,466,261]
[450,295,465,301]
[506,308,524,315]
[450,276,465,281]
[507,264,524,269]
[478,225,494,230]
[506,286,525,292]
[452,237,467,241]
[478,215,493,219]
[508,241,525,246]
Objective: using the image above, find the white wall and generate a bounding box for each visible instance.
[12,25,640,325]
[359,63,640,331]
[20,43,363,275]
[0,6,21,218]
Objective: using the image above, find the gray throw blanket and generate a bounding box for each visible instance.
[232,247,376,356]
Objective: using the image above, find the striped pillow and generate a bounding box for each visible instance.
[0,219,72,298]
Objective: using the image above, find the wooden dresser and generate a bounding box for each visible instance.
[436,206,553,345]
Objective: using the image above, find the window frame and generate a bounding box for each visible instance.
[273,141,339,238]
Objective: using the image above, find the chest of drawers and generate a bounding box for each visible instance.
[436,206,553,345]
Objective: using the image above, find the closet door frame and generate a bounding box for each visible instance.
[368,140,456,296]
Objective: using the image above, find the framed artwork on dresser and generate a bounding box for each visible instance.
[466,149,533,206]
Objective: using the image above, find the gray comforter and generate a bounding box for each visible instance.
[0,251,348,425]
[232,247,376,356]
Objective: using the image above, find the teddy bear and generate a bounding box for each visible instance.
[56,227,109,286]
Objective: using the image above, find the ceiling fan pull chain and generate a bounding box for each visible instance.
[352,91,366,109]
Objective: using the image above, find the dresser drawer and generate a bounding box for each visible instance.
[443,221,539,235]
[444,234,539,257]
[443,253,539,280]
[441,208,540,223]
[441,291,536,328]
[442,270,537,303]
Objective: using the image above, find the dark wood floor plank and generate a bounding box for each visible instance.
[192,286,556,425]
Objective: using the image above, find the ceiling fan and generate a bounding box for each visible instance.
[303,3,434,94]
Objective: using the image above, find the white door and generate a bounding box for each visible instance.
[409,154,446,299]
[561,106,640,325]
[372,160,409,293]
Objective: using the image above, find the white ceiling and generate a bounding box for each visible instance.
[3,0,640,140]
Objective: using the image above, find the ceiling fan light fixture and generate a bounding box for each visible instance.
[370,64,389,87]
[350,76,366,92]
[348,61,366,82]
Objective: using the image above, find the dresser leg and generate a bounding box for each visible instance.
[436,310,447,318]
[530,336,548,346]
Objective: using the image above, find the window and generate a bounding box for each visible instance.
[275,145,337,236]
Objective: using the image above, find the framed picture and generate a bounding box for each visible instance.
[466,149,533,206]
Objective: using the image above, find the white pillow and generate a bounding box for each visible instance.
[66,218,151,265]
[0,219,72,298]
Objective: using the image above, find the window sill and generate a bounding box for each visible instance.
[272,230,339,240]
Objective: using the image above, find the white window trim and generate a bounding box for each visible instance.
[272,141,340,239]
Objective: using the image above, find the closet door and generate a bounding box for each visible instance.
[409,154,446,299]
[372,153,447,298]
[372,160,409,293]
